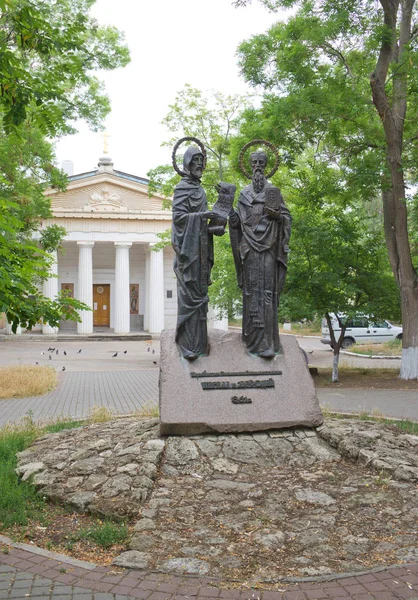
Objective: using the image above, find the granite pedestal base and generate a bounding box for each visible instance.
[159,329,323,435]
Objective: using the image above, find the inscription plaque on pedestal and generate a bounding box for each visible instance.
[159,329,323,436]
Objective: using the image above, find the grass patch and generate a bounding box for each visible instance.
[87,405,114,423]
[136,402,159,418]
[228,318,242,327]
[0,365,58,400]
[314,366,418,389]
[0,414,83,530]
[320,407,418,435]
[0,416,46,528]
[75,521,128,548]
[44,419,85,434]
[281,321,321,336]
[349,339,402,357]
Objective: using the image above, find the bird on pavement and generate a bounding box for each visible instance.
[77,349,82,354]
[64,351,67,356]
[35,362,39,365]
[41,352,45,355]
[124,350,127,354]
[56,349,59,355]
[62,366,66,371]
[147,347,150,352]
[112,352,118,357]
[153,361,157,365]
[49,355,52,360]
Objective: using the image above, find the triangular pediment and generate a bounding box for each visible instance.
[46,171,168,214]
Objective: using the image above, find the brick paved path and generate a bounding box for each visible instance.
[0,544,418,600]
[0,371,158,427]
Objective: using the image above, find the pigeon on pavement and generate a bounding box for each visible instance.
[112,352,118,357]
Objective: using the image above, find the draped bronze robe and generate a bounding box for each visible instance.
[172,176,214,359]
[230,182,291,357]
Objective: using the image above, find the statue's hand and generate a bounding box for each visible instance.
[265,206,282,221]
[201,211,214,219]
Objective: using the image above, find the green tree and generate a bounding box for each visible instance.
[279,158,400,381]
[235,0,418,378]
[148,85,251,318]
[0,0,130,329]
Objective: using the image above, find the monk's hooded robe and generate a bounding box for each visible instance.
[172,147,214,359]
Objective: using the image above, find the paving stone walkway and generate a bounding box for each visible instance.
[0,371,158,428]
[1,544,418,599]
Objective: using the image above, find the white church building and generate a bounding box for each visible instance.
[37,155,177,336]
[2,155,228,337]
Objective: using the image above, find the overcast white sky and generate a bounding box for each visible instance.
[54,0,285,178]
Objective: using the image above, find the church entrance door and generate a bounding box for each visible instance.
[93,284,110,327]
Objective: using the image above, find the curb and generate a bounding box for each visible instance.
[1,532,418,586]
[341,350,401,359]
[0,534,96,571]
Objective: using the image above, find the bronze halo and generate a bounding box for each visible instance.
[239,139,280,180]
[172,136,207,177]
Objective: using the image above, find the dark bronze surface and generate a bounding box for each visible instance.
[231,395,252,404]
[229,144,292,358]
[190,370,282,378]
[201,378,275,390]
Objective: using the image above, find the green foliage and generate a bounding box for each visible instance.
[0,420,45,528]
[0,415,83,528]
[44,420,84,434]
[76,521,128,548]
[0,0,130,329]
[148,85,251,315]
[235,0,418,360]
[278,154,401,339]
[0,0,130,135]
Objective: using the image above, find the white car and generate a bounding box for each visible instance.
[321,314,403,349]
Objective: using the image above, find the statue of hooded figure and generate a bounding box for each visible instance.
[172,146,214,360]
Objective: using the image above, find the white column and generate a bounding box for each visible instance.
[6,323,22,335]
[42,250,59,335]
[148,243,165,334]
[114,242,132,334]
[144,247,151,331]
[77,242,94,335]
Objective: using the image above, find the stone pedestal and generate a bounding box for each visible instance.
[159,329,323,435]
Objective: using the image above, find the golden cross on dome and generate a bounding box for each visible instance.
[102,132,110,155]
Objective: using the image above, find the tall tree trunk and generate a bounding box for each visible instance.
[332,351,340,384]
[370,0,418,378]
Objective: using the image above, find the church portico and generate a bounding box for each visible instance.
[52,239,169,336]
[31,156,177,337]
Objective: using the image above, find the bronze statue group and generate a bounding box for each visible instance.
[171,138,292,361]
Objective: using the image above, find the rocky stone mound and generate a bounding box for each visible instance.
[15,417,418,582]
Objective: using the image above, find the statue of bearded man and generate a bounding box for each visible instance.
[229,150,291,358]
[171,147,214,360]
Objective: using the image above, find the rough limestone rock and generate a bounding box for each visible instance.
[112,551,150,569]
[15,416,418,584]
